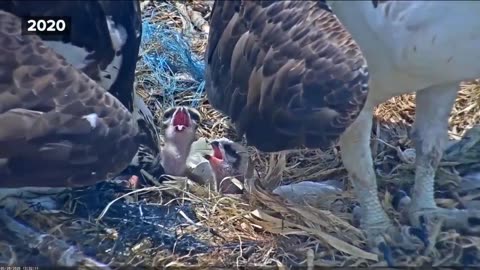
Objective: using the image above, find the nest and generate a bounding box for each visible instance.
[2,0,480,268]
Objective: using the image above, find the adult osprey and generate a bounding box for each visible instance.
[0,9,139,187]
[205,0,480,264]
[0,0,163,179]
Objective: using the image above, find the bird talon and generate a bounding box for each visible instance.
[419,215,427,229]
[377,241,395,267]
[408,226,429,248]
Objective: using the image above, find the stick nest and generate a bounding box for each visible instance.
[2,0,480,268]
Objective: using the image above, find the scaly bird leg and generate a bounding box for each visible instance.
[408,83,480,236]
[340,106,424,265]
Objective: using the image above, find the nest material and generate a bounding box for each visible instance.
[3,0,480,268]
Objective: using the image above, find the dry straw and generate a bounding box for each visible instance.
[2,0,480,268]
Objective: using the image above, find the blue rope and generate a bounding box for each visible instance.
[140,17,205,108]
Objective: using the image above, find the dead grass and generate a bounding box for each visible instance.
[132,1,480,267]
[2,0,480,268]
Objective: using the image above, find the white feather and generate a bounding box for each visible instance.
[328,1,480,96]
[82,113,99,128]
[43,41,93,69]
[105,16,128,51]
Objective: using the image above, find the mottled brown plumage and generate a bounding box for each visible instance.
[0,0,141,109]
[0,11,139,188]
[0,1,163,179]
[205,0,369,152]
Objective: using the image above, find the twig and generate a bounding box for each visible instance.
[187,6,210,33]
[0,209,110,269]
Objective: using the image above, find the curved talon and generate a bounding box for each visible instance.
[377,241,394,267]
[408,226,429,248]
[406,215,430,248]
[420,215,430,244]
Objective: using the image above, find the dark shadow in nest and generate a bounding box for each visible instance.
[58,181,210,261]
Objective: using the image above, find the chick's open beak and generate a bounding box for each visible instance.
[172,107,191,131]
[203,154,223,167]
[210,141,223,160]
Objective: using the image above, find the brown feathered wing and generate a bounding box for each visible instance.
[0,11,139,188]
[205,1,369,152]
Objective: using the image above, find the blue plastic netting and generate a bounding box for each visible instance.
[140,17,205,108]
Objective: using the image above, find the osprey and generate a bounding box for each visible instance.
[205,0,480,264]
[0,0,163,179]
[203,138,254,194]
[160,106,202,177]
[0,10,139,187]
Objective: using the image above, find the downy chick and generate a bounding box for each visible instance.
[160,106,201,176]
[203,138,253,194]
